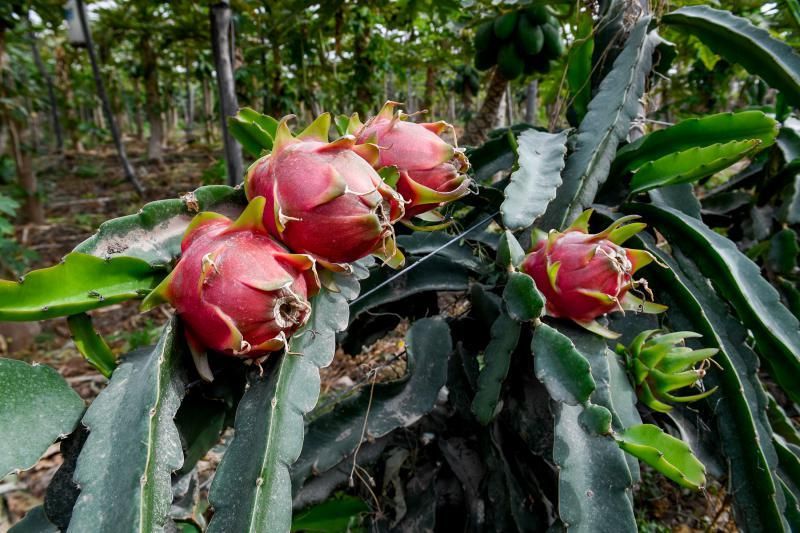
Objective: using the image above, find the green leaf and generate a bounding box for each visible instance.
[613,110,779,175]
[396,232,486,272]
[291,494,368,532]
[69,318,187,532]
[291,317,451,489]
[500,129,569,230]
[73,185,245,267]
[663,5,800,106]
[627,230,788,530]
[629,139,762,194]
[0,253,160,321]
[67,312,116,377]
[532,323,596,405]
[174,392,227,475]
[495,230,525,269]
[616,424,706,489]
[768,228,799,275]
[553,402,636,532]
[629,203,800,405]
[503,271,544,322]
[768,394,800,447]
[567,14,594,123]
[0,194,19,217]
[540,16,656,230]
[207,288,352,533]
[0,359,84,477]
[471,313,521,425]
[228,107,279,157]
[8,506,59,533]
[466,125,533,181]
[349,256,469,321]
[781,174,800,225]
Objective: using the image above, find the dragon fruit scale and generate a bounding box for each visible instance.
[245,112,405,270]
[142,198,319,379]
[520,210,666,338]
[348,101,471,220]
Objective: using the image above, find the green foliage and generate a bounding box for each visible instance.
[0,253,160,322]
[69,318,187,532]
[616,424,706,489]
[290,494,368,532]
[67,313,117,377]
[501,129,568,230]
[0,358,84,478]
[471,313,520,424]
[502,271,544,322]
[541,16,656,230]
[663,5,800,106]
[532,323,596,405]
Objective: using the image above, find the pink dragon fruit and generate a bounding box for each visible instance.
[245,112,405,270]
[520,210,665,338]
[348,101,471,220]
[142,198,319,378]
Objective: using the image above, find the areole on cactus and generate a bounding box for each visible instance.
[142,197,319,380]
[617,330,719,412]
[245,112,405,271]
[520,209,666,338]
[348,101,472,220]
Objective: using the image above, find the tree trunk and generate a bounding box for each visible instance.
[406,69,415,114]
[270,43,283,117]
[462,68,508,146]
[185,57,195,144]
[525,80,538,124]
[210,1,244,186]
[75,0,144,195]
[8,120,44,224]
[28,28,64,153]
[423,65,436,116]
[1,28,43,223]
[202,76,213,144]
[132,77,144,141]
[505,84,514,125]
[140,33,163,163]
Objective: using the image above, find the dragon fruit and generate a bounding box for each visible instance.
[348,101,471,219]
[520,210,666,338]
[246,112,405,270]
[142,198,319,378]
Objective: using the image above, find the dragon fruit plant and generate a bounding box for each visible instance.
[3,6,800,533]
[520,209,665,338]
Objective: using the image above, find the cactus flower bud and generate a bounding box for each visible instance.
[142,198,319,378]
[617,329,719,412]
[349,101,471,219]
[520,210,665,338]
[246,113,405,270]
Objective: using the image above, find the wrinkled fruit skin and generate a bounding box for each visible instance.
[519,210,663,337]
[150,208,317,358]
[246,128,404,269]
[352,101,471,219]
[523,231,633,322]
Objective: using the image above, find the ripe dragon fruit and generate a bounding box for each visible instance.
[520,210,666,338]
[348,101,471,220]
[246,112,405,270]
[617,329,718,412]
[142,198,319,379]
